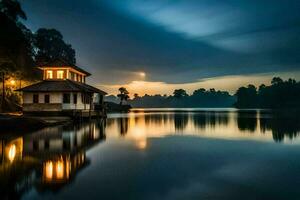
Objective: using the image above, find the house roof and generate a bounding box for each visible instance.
[16,80,107,95]
[38,59,91,76]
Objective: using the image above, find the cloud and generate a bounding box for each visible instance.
[23,0,300,88]
[100,71,300,96]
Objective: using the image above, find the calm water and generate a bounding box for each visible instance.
[1,109,300,200]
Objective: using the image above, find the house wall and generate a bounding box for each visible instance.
[23,92,62,104]
[22,92,92,112]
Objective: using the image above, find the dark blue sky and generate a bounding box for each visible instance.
[23,0,300,94]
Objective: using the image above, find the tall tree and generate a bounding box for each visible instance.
[173,89,188,99]
[34,28,76,65]
[117,87,129,105]
[235,84,258,108]
[0,0,26,21]
[0,0,36,79]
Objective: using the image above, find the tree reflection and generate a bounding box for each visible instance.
[145,114,167,127]
[260,113,300,142]
[237,111,257,132]
[174,113,189,132]
[118,117,129,136]
[192,112,229,129]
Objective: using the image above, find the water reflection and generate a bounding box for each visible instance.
[260,114,300,142]
[39,151,87,191]
[1,137,23,163]
[1,110,300,199]
[107,110,300,143]
[0,120,106,199]
[237,111,258,132]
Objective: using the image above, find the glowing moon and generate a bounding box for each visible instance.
[139,72,146,77]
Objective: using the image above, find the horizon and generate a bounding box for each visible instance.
[22,0,300,96]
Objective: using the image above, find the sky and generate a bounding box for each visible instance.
[23,0,300,96]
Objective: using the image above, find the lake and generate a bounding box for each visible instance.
[1,108,300,200]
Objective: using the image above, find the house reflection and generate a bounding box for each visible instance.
[0,120,106,199]
[21,120,106,191]
[42,152,85,184]
[0,137,23,164]
[24,120,105,154]
[0,136,36,200]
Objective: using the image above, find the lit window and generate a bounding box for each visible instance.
[8,144,16,162]
[57,70,64,79]
[45,161,53,179]
[56,161,64,179]
[46,70,53,79]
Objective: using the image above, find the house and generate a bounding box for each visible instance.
[17,60,107,117]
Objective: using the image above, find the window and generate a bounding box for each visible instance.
[44,94,50,103]
[46,70,53,79]
[45,140,50,150]
[57,70,64,79]
[63,93,70,104]
[71,72,75,81]
[81,93,91,104]
[33,140,39,150]
[33,94,39,103]
[73,94,77,104]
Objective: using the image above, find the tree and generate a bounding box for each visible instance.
[235,84,258,108]
[193,88,206,96]
[0,0,26,21]
[271,77,283,85]
[117,87,129,105]
[173,89,188,98]
[0,0,36,80]
[0,61,17,111]
[34,28,76,65]
[133,93,139,99]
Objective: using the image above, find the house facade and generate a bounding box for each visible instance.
[17,60,107,116]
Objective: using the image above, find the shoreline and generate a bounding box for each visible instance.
[0,114,72,134]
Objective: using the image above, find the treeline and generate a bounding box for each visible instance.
[107,77,300,109]
[106,88,236,108]
[235,77,300,108]
[0,0,76,80]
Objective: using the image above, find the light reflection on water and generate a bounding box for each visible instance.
[107,109,300,144]
[0,109,300,199]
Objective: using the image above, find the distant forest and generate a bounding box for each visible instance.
[235,77,300,109]
[106,88,235,108]
[106,77,300,109]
